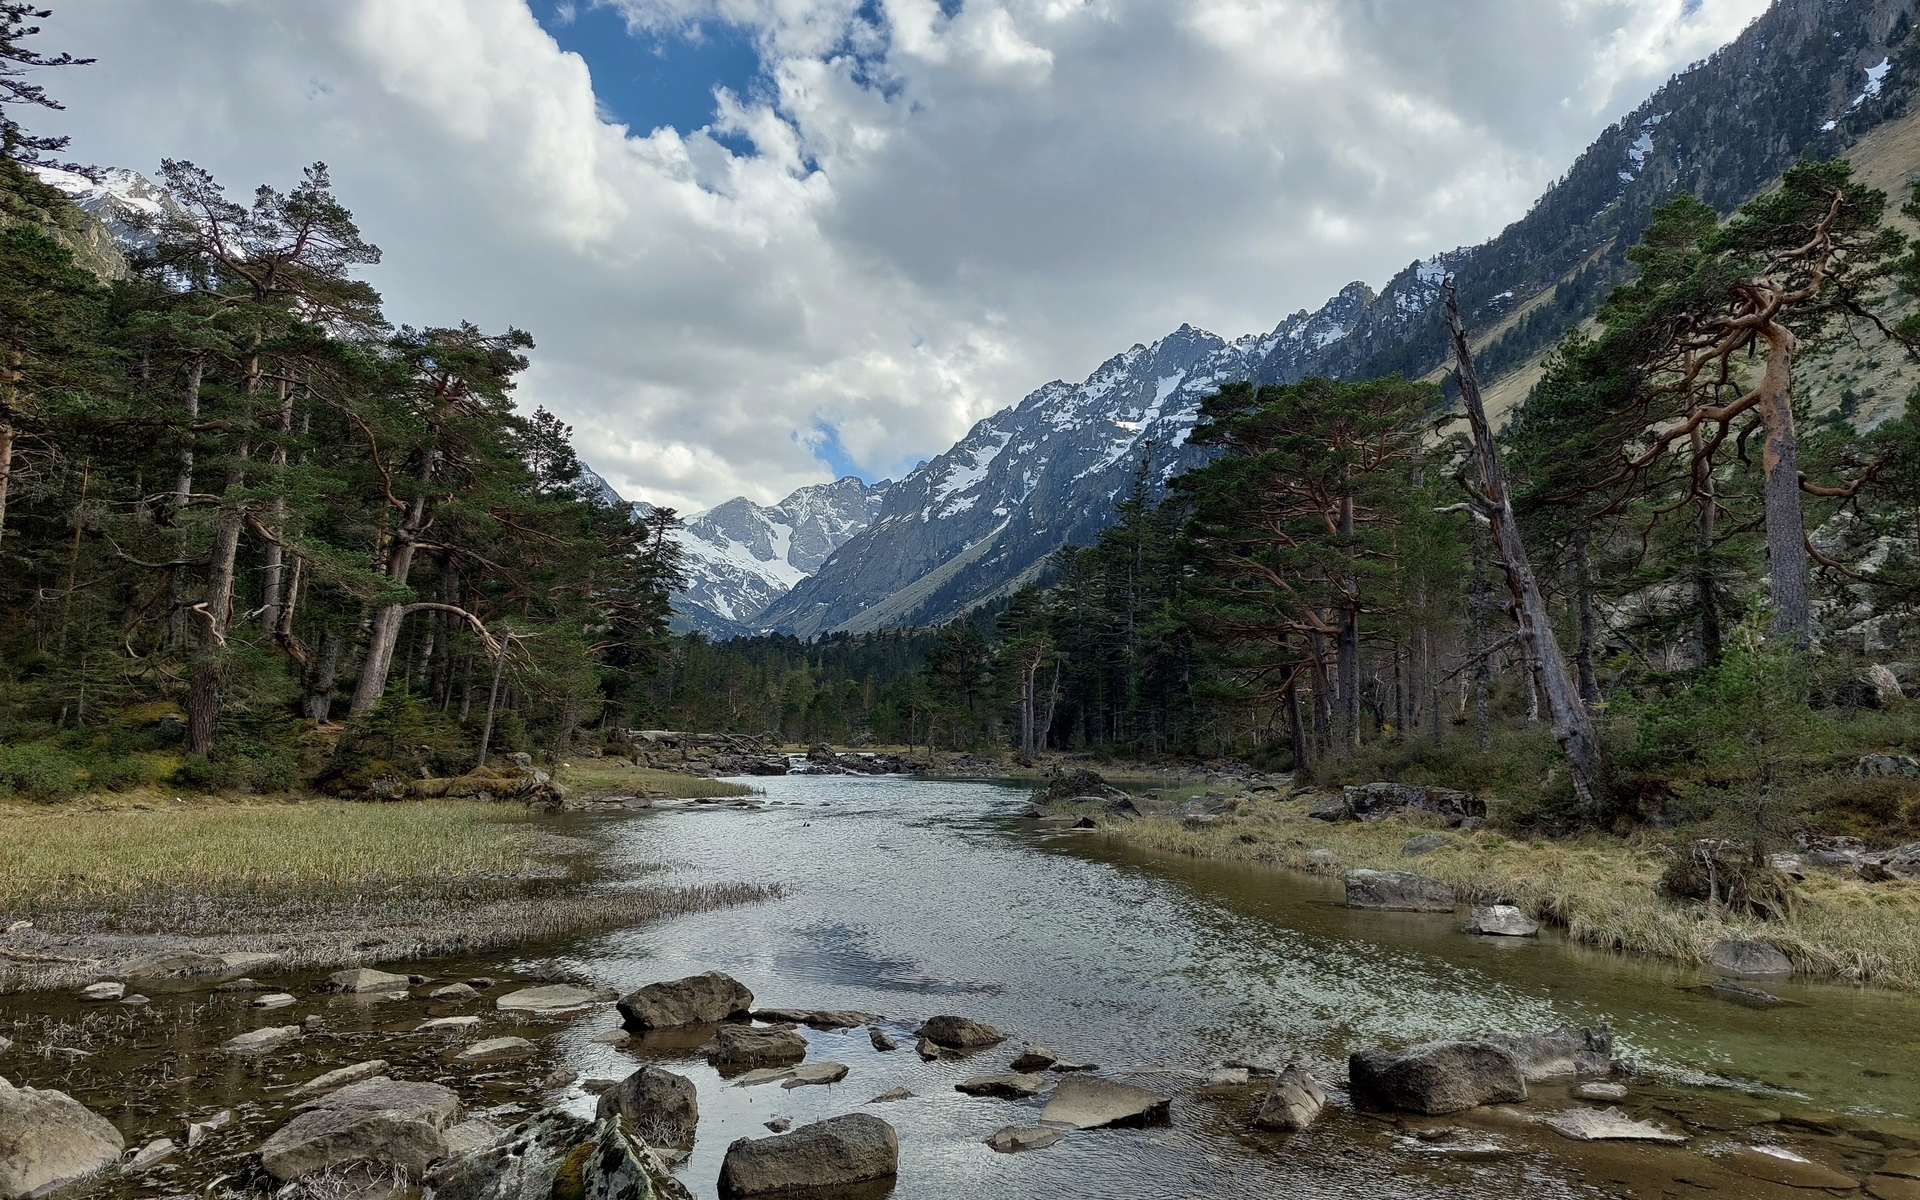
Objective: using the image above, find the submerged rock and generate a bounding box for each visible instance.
[0,1076,125,1200]
[494,984,616,1014]
[781,1063,849,1089]
[1009,1044,1059,1072]
[261,1077,460,1181]
[78,982,123,1002]
[1250,1066,1326,1132]
[1462,905,1539,937]
[1540,1107,1685,1144]
[1344,869,1456,913]
[221,1025,302,1054]
[325,967,412,993]
[617,972,754,1030]
[716,1114,898,1198]
[454,1037,537,1064]
[288,1060,390,1100]
[915,1015,1007,1050]
[1348,1041,1527,1115]
[596,1066,698,1151]
[1038,1076,1171,1130]
[954,1073,1047,1098]
[985,1126,1062,1153]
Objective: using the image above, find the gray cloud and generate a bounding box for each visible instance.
[43,0,1765,510]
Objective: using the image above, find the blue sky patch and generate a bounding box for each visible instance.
[533,0,764,136]
[801,421,877,483]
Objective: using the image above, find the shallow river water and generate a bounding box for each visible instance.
[8,774,1920,1199]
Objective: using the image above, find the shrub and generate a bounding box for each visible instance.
[0,743,84,801]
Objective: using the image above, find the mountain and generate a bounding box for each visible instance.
[761,0,1920,637]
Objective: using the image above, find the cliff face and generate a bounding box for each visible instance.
[753,0,1920,637]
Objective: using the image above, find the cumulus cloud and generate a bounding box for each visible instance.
[43,0,1765,511]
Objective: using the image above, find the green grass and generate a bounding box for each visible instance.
[1104,793,1920,992]
[0,799,542,909]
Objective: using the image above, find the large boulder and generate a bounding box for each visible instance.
[1250,1066,1325,1133]
[261,1077,460,1181]
[914,1015,1006,1050]
[716,1114,898,1198]
[1344,870,1456,913]
[1469,1026,1613,1081]
[595,1066,698,1150]
[1348,1041,1527,1115]
[0,1076,125,1200]
[1863,842,1920,882]
[1038,1076,1171,1130]
[423,1111,690,1200]
[1707,939,1792,978]
[706,1025,807,1074]
[617,973,754,1030]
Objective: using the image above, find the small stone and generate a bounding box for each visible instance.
[867,1026,899,1052]
[1009,1044,1059,1072]
[454,1036,537,1063]
[1252,1066,1326,1132]
[429,983,479,1002]
[118,994,149,1007]
[589,1028,630,1046]
[303,1014,326,1030]
[764,1118,791,1133]
[251,993,297,1009]
[1725,1145,1860,1190]
[867,1088,913,1103]
[0,1036,11,1054]
[220,1025,301,1054]
[581,1079,618,1096]
[1039,1076,1171,1129]
[1540,1106,1686,1143]
[1463,905,1540,937]
[781,1063,849,1089]
[415,1015,483,1033]
[1207,1067,1250,1086]
[1402,833,1453,857]
[915,1014,1007,1050]
[1575,1082,1628,1101]
[121,1137,176,1174]
[494,983,616,1014]
[288,1062,389,1100]
[80,982,124,1002]
[985,1126,1062,1153]
[324,967,412,993]
[914,1037,945,1061]
[955,1073,1047,1098]
[540,1068,577,1090]
[185,1109,232,1147]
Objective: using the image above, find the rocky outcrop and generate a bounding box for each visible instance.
[617,973,754,1030]
[914,1015,1006,1050]
[1037,1076,1171,1130]
[595,1067,698,1150]
[1343,870,1456,913]
[1032,769,1129,805]
[1348,1041,1528,1115]
[0,1076,125,1200]
[1469,1026,1613,1082]
[260,1077,461,1181]
[716,1114,899,1198]
[1317,783,1484,826]
[706,1026,807,1073]
[1250,1066,1326,1133]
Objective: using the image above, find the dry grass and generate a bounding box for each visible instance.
[560,760,754,799]
[1108,794,1920,992]
[0,800,543,910]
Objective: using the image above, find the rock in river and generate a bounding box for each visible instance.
[221,1025,302,1054]
[955,1073,1047,1098]
[1344,869,1457,913]
[431,982,480,1003]
[494,983,617,1014]
[985,1126,1061,1154]
[915,1014,1007,1050]
[1462,905,1539,937]
[1348,1041,1527,1115]
[79,982,124,1002]
[1469,1026,1613,1082]
[425,1110,690,1200]
[454,1037,537,1064]
[0,1076,125,1200]
[1009,1044,1059,1071]
[287,1060,388,1100]
[324,967,412,993]
[1539,1106,1686,1144]
[1038,1076,1171,1130]
[260,1077,460,1181]
[707,1025,807,1073]
[618,972,754,1030]
[1251,1066,1326,1133]
[867,1026,899,1052]
[717,1114,898,1198]
[1708,938,1792,978]
[597,1065,698,1150]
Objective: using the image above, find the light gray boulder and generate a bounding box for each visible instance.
[1539,1106,1685,1143]
[289,1061,392,1101]
[454,1038,537,1064]
[1250,1066,1325,1132]
[261,1077,460,1181]
[617,972,753,1030]
[0,1076,125,1200]
[914,1015,1006,1050]
[595,1066,698,1150]
[325,967,412,994]
[1347,1041,1527,1114]
[984,1126,1061,1153]
[1469,1026,1612,1081]
[1707,939,1791,978]
[422,1111,690,1200]
[1038,1076,1170,1130]
[493,984,616,1014]
[1344,869,1456,913]
[1463,905,1539,936]
[716,1114,898,1198]
[221,1025,302,1054]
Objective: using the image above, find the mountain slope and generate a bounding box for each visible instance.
[762,0,1920,637]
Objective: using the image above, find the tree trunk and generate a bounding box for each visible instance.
[1392,640,1407,740]
[186,346,261,757]
[1756,320,1811,642]
[349,458,435,716]
[1286,674,1310,770]
[476,643,508,768]
[304,629,340,721]
[1471,533,1492,751]
[1337,495,1360,749]
[260,377,294,633]
[1695,474,1722,668]
[1445,287,1602,809]
[1571,537,1602,706]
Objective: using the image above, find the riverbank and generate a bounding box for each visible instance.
[0,794,776,994]
[1071,791,1920,992]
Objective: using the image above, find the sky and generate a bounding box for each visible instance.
[36,0,1769,513]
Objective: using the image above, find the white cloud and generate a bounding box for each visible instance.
[42,0,1766,512]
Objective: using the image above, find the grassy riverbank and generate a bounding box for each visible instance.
[0,795,776,993]
[1097,793,1920,992]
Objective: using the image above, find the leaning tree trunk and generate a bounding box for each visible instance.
[1756,318,1811,643]
[349,450,436,716]
[1445,286,1602,809]
[260,376,294,633]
